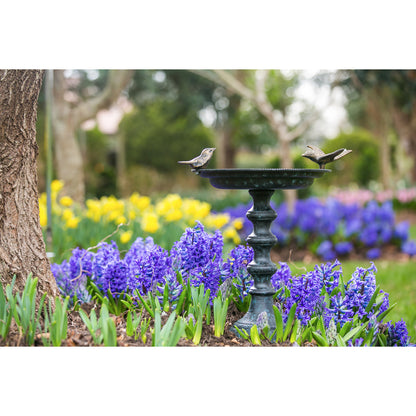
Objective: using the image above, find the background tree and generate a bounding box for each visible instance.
[52,69,134,203]
[195,70,320,210]
[335,70,416,187]
[0,69,58,304]
[119,98,215,195]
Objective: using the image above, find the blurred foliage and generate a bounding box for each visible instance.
[84,127,117,198]
[266,152,313,199]
[313,129,380,187]
[120,100,215,173]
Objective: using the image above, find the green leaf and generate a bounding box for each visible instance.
[160,312,177,344]
[283,303,297,341]
[365,286,381,313]
[300,327,312,344]
[103,317,117,346]
[273,305,284,342]
[192,309,203,345]
[312,331,329,346]
[166,317,186,346]
[376,303,396,322]
[377,333,387,346]
[163,284,170,312]
[135,290,155,319]
[339,321,353,337]
[343,324,366,342]
[126,311,134,337]
[364,327,375,346]
[290,320,300,344]
[339,274,346,297]
[175,285,188,316]
[120,299,133,310]
[335,334,347,347]
[233,326,250,341]
[152,310,161,346]
[250,325,261,345]
[316,316,328,344]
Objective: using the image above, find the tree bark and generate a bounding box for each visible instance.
[53,70,134,203]
[0,70,58,303]
[366,89,392,189]
[392,105,416,182]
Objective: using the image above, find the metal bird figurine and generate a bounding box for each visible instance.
[178,148,216,173]
[302,145,352,169]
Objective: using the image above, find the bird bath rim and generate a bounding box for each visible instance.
[198,168,330,190]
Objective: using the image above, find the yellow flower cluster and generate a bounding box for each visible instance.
[38,180,81,229]
[38,180,244,245]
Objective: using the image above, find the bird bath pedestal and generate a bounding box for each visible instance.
[198,168,330,335]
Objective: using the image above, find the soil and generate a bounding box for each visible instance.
[0,301,315,347]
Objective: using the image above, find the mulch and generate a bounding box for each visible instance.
[0,300,315,347]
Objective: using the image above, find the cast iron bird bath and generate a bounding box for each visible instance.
[198,168,330,335]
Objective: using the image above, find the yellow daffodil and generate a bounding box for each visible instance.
[39,204,47,227]
[142,212,160,233]
[165,209,183,222]
[232,218,244,230]
[204,213,230,229]
[65,216,81,229]
[129,193,151,211]
[120,230,133,244]
[59,196,73,207]
[115,215,127,225]
[223,226,241,244]
[51,179,64,193]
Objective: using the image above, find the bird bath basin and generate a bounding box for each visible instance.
[199,168,330,336]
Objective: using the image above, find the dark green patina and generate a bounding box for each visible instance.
[199,168,330,335]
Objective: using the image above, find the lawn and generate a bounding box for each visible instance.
[288,259,416,343]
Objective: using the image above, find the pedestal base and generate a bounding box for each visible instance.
[231,292,276,336]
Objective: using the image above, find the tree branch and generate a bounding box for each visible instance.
[213,70,255,101]
[73,70,134,125]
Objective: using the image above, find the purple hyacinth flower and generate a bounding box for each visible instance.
[366,247,381,260]
[401,240,416,256]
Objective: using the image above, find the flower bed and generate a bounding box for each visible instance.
[38,222,412,347]
[39,180,242,262]
[222,197,416,260]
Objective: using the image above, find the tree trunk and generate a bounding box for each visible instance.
[392,105,416,182]
[279,139,296,213]
[0,70,58,302]
[366,89,392,189]
[52,69,134,203]
[217,125,236,168]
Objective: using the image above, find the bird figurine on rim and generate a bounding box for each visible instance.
[178,148,216,173]
[301,145,352,169]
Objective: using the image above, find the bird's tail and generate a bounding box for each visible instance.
[177,161,190,164]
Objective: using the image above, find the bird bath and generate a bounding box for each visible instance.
[198,168,330,335]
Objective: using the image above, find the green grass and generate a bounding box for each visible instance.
[287,259,416,344]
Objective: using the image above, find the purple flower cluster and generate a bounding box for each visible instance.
[240,259,398,343]
[386,319,411,346]
[51,222,412,346]
[52,222,227,304]
[222,197,416,260]
[52,247,93,304]
[222,245,254,300]
[171,221,224,301]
